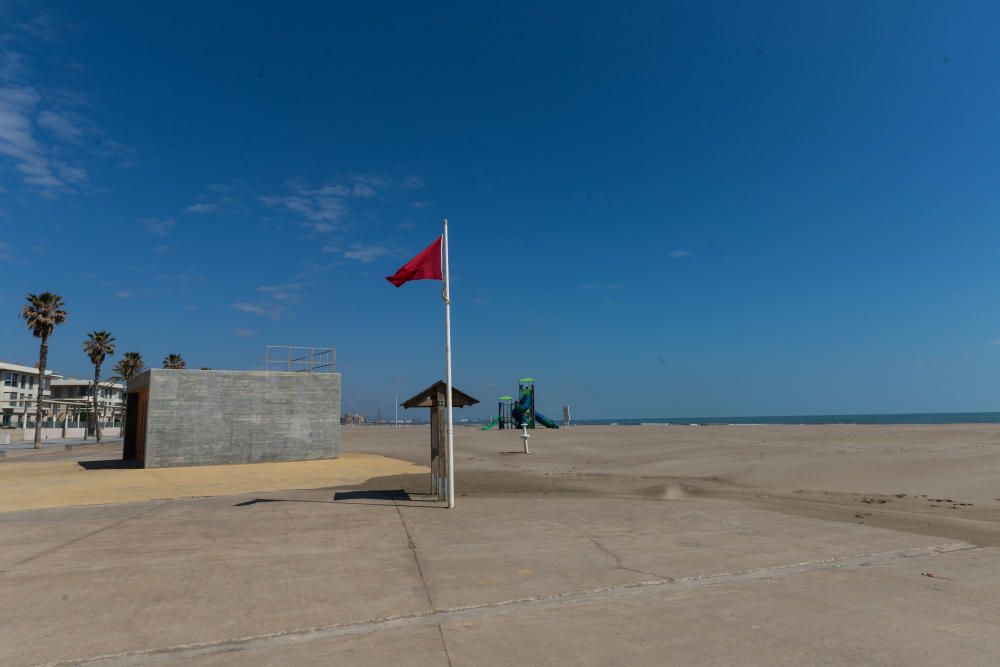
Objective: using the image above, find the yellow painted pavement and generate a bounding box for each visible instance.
[0,453,428,513]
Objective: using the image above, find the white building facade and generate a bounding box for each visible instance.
[0,361,56,428]
[1,361,124,440]
[50,377,125,424]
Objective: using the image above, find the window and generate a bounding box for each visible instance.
[2,373,12,387]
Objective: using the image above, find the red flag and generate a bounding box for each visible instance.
[385,236,443,287]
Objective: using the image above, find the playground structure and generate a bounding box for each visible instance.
[482,378,559,430]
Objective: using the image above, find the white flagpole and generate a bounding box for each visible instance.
[442,218,455,509]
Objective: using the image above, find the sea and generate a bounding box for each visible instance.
[568,412,1000,426]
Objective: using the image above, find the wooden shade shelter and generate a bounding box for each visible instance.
[402,381,479,501]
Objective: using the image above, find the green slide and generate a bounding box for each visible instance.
[534,410,560,429]
[481,416,502,430]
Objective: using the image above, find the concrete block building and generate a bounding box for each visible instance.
[123,369,341,468]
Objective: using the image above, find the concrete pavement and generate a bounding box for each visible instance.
[2,489,999,665]
[4,426,1000,665]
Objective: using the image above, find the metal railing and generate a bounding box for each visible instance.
[264,346,336,373]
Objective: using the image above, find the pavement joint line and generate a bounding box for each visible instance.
[40,541,978,667]
[2,503,167,571]
[391,499,453,667]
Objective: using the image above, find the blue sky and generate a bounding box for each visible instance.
[2,1,1000,419]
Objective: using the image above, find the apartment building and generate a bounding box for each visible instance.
[0,361,57,428]
[50,377,126,422]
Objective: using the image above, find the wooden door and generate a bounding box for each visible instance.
[135,390,148,464]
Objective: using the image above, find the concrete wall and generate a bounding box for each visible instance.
[137,369,340,468]
[1,426,108,442]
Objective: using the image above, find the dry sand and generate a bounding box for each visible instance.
[0,450,426,513]
[343,423,1000,546]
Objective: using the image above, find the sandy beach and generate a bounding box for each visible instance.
[2,423,999,665]
[344,423,1000,546]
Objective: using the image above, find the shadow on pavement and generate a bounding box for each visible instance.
[333,489,412,501]
[78,459,141,470]
[233,498,286,507]
[233,489,445,509]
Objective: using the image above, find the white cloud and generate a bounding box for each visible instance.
[0,18,130,192]
[234,328,256,337]
[232,301,284,320]
[232,302,265,316]
[351,182,376,197]
[142,217,176,236]
[990,339,1000,347]
[350,174,389,188]
[234,283,305,320]
[257,193,347,226]
[185,202,217,214]
[231,283,305,322]
[92,138,137,167]
[114,290,133,299]
[0,51,28,82]
[256,175,423,233]
[304,182,376,198]
[37,110,84,143]
[257,283,303,303]
[668,249,691,259]
[343,243,389,263]
[156,271,206,288]
[185,185,243,213]
[400,175,424,190]
[153,244,170,254]
[0,86,62,188]
[53,160,86,183]
[177,272,206,287]
[18,15,57,42]
[0,241,11,261]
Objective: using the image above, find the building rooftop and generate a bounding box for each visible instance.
[51,377,124,388]
[402,381,480,409]
[0,361,58,376]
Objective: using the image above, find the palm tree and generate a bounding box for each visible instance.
[162,353,186,369]
[112,351,145,383]
[83,331,116,443]
[20,293,67,448]
[111,352,144,437]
